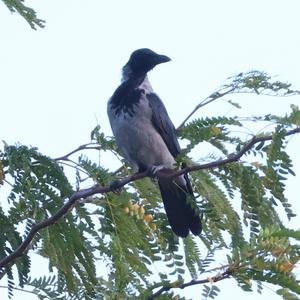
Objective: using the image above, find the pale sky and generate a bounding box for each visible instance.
[1,1,300,299]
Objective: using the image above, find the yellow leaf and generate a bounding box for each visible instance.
[278,262,294,273]
[144,214,153,223]
[211,126,222,135]
[131,203,140,215]
[122,207,130,214]
[150,223,157,231]
[251,161,262,168]
[244,279,252,287]
[138,206,145,217]
[272,247,285,257]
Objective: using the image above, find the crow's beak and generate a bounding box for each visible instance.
[157,54,171,64]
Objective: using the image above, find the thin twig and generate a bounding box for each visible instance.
[0,127,299,270]
[58,160,90,177]
[177,86,298,131]
[54,143,101,161]
[177,87,235,130]
[0,285,38,297]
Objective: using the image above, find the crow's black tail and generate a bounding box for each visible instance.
[158,176,202,238]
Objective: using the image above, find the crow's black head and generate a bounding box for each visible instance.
[125,48,171,74]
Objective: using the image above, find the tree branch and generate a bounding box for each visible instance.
[177,70,300,131]
[0,285,38,297]
[0,127,299,270]
[0,171,147,269]
[54,143,101,161]
[147,269,232,300]
[177,87,235,130]
[169,127,300,179]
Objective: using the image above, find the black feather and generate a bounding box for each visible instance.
[110,75,145,117]
[158,177,202,237]
[147,93,181,158]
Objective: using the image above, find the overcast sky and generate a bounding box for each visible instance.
[1,1,300,299]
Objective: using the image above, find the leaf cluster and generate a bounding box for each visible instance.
[2,0,45,29]
[0,73,300,299]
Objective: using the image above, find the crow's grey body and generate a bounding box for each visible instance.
[107,77,176,172]
[107,48,202,237]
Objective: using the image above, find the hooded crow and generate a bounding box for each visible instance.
[107,48,202,237]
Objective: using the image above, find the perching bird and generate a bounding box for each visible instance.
[107,48,202,237]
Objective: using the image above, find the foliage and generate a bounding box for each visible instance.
[0,71,300,300]
[1,0,45,29]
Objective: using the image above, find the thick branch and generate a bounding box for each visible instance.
[170,127,300,178]
[147,269,232,300]
[0,127,299,269]
[0,171,147,269]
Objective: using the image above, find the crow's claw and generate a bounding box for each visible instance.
[109,179,123,194]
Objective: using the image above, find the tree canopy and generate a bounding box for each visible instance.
[1,1,300,299]
[1,69,300,299]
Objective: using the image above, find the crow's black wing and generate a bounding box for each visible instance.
[147,93,202,237]
[147,93,181,158]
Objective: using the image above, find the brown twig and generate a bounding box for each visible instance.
[177,87,235,130]
[0,127,299,270]
[147,269,232,300]
[177,85,299,131]
[54,143,101,161]
[166,127,300,179]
